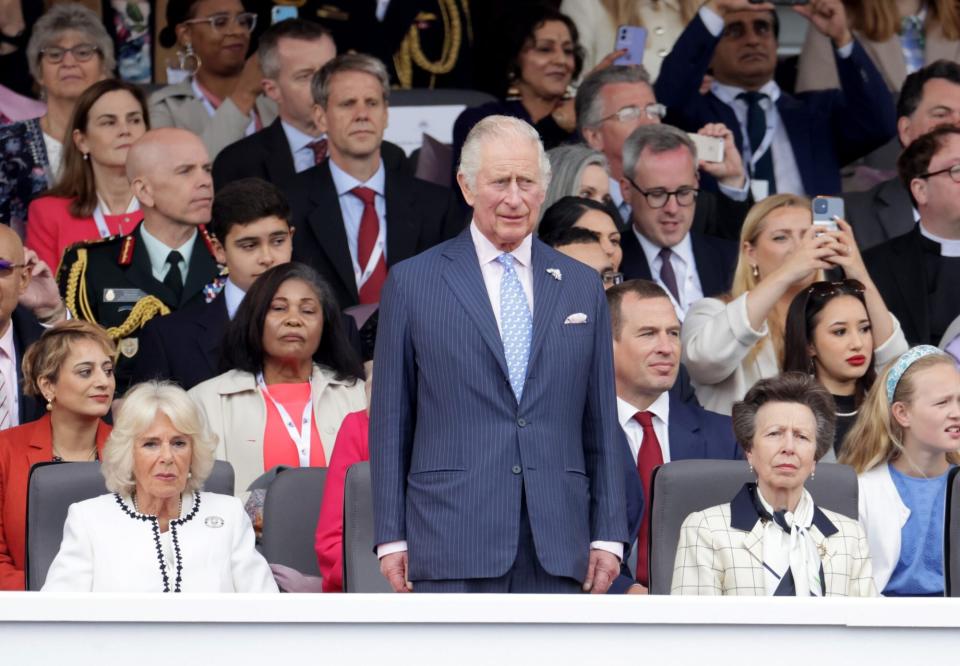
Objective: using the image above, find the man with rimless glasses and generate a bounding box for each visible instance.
[865,125,960,347]
[655,0,895,199]
[618,124,738,320]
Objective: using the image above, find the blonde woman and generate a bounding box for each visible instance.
[560,0,699,80]
[840,346,960,596]
[681,193,903,415]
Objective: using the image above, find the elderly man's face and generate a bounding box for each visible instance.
[137,133,213,226]
[133,411,194,502]
[583,81,659,178]
[746,401,818,504]
[458,136,545,251]
[0,228,30,337]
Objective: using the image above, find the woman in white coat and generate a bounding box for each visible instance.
[42,381,277,593]
[840,346,960,596]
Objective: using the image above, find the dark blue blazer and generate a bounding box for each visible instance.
[11,306,44,424]
[370,228,629,582]
[654,15,896,196]
[619,229,738,299]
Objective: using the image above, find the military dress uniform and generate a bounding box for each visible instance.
[56,223,221,389]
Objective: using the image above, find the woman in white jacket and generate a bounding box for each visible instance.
[839,346,960,596]
[681,193,906,415]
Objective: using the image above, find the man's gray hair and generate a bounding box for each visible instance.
[27,3,115,83]
[101,381,218,496]
[621,124,697,181]
[258,19,333,80]
[457,115,551,192]
[575,65,652,134]
[311,53,390,107]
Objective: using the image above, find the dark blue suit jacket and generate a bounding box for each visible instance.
[655,15,896,196]
[370,228,629,582]
[620,229,738,299]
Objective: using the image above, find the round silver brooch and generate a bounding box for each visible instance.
[205,516,225,528]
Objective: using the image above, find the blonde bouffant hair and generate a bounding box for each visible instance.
[839,353,960,473]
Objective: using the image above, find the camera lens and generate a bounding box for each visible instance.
[814,200,826,213]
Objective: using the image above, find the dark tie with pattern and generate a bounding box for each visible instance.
[737,91,776,194]
[349,186,387,304]
[163,250,184,302]
[658,247,680,304]
[634,411,664,587]
[308,138,328,165]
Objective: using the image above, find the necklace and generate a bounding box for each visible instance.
[132,492,183,519]
[51,445,98,462]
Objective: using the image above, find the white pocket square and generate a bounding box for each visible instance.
[564,313,588,325]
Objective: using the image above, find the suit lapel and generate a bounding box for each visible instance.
[525,240,563,383]
[263,120,297,184]
[25,415,54,467]
[306,163,359,303]
[666,396,704,460]
[198,294,229,374]
[876,178,915,242]
[384,169,418,266]
[441,230,510,383]
[619,228,652,281]
[181,234,217,306]
[690,233,726,296]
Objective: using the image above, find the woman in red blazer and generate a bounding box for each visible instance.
[0,321,115,590]
[25,79,148,271]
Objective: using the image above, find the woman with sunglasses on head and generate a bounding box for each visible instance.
[840,346,960,596]
[682,193,906,415]
[150,0,272,160]
[0,3,112,237]
[784,279,908,459]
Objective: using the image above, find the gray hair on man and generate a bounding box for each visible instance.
[621,124,697,181]
[26,3,115,83]
[311,53,390,108]
[101,381,218,496]
[457,115,552,193]
[574,65,652,134]
[258,18,333,80]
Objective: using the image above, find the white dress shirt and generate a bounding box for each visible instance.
[633,227,703,320]
[329,159,388,291]
[223,278,245,320]
[617,392,671,465]
[380,225,623,562]
[0,321,19,427]
[280,120,323,174]
[139,223,197,284]
[920,222,960,257]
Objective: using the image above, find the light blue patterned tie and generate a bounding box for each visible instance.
[900,14,925,75]
[497,253,532,401]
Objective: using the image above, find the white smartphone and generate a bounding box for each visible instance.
[614,26,647,66]
[687,133,724,163]
[812,196,843,232]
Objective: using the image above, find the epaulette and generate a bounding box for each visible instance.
[117,234,135,266]
[56,233,125,283]
[199,224,217,258]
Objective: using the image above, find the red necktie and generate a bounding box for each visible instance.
[308,139,328,165]
[349,186,387,304]
[634,410,664,587]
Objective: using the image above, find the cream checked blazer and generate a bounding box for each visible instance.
[671,485,878,596]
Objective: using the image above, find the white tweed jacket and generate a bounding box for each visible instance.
[671,484,878,596]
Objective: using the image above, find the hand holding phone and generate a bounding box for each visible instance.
[812,196,843,232]
[687,133,725,163]
[614,26,647,66]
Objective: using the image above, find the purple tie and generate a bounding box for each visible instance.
[658,247,680,303]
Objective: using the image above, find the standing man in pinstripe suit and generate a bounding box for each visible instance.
[370,116,629,593]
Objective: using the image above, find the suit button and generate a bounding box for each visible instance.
[512,465,522,475]
[517,418,527,427]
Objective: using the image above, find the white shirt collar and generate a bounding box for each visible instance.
[470,221,532,268]
[633,225,695,267]
[280,119,322,154]
[919,221,960,257]
[329,158,386,198]
[616,390,671,429]
[223,278,245,320]
[711,79,782,107]
[139,222,198,276]
[0,316,14,360]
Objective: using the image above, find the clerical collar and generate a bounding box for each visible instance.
[919,222,960,258]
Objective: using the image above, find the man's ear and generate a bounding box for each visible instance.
[897,115,912,147]
[262,78,281,103]
[132,176,153,208]
[910,176,928,207]
[582,126,602,152]
[313,103,327,134]
[457,171,476,208]
[210,236,227,265]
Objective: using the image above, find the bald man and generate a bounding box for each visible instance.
[57,128,220,388]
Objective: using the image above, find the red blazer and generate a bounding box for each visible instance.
[25,196,142,272]
[0,414,111,590]
[314,410,368,593]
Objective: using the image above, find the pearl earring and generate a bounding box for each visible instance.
[751,265,760,279]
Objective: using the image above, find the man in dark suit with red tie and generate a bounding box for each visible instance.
[607,279,740,592]
[285,53,464,309]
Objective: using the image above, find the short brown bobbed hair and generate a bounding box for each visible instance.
[21,320,116,398]
[732,372,836,462]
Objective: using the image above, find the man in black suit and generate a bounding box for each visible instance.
[286,53,464,309]
[846,60,960,251]
[865,126,960,346]
[618,124,738,318]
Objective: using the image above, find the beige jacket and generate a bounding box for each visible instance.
[188,366,367,495]
[148,79,279,160]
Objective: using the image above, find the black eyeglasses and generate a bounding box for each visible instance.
[182,12,258,34]
[624,176,698,209]
[918,163,960,183]
[0,260,27,277]
[806,279,865,300]
[721,19,774,40]
[39,43,101,64]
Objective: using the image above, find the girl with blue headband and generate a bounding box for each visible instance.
[839,346,960,596]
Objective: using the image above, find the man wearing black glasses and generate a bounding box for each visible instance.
[618,124,738,319]
[655,0,895,199]
[865,125,960,346]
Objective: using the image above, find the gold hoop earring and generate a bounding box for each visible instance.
[178,42,201,75]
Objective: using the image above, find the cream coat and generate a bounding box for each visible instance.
[857,463,911,593]
[188,366,367,495]
[42,492,278,593]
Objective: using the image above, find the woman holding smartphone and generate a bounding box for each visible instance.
[681,193,904,415]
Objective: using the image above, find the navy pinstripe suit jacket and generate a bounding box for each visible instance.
[370,227,629,583]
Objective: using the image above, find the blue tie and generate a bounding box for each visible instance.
[900,14,925,74]
[497,253,532,401]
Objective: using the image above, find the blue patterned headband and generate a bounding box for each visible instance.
[886,345,948,403]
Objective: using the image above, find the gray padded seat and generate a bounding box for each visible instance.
[25,460,235,590]
[647,460,859,594]
[260,466,327,576]
[343,461,391,592]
